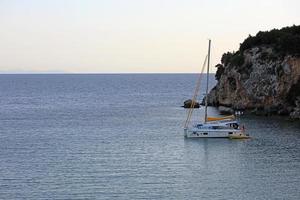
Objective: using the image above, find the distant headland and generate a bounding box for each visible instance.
[206,25,300,119]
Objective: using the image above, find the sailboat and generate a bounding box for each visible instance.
[184,40,250,139]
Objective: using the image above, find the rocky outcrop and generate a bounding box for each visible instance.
[183,99,200,108]
[207,25,300,119]
[218,106,234,115]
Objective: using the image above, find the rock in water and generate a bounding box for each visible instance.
[206,25,300,119]
[290,97,300,120]
[218,106,234,114]
[183,99,200,108]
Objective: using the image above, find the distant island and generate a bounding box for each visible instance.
[206,25,300,119]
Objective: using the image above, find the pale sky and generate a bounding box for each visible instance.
[0,0,299,73]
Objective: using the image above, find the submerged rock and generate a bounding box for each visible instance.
[183,99,200,108]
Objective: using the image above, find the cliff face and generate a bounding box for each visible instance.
[207,26,300,119]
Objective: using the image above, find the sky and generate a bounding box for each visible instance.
[0,0,299,73]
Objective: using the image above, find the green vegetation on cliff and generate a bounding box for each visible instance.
[215,25,300,81]
[240,25,300,55]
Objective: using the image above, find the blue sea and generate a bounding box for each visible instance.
[0,74,299,200]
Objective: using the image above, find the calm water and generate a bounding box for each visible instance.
[0,74,299,200]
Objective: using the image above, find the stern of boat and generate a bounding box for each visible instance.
[229,130,250,139]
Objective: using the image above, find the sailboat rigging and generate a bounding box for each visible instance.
[184,40,250,139]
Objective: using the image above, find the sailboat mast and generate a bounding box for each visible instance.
[204,39,211,123]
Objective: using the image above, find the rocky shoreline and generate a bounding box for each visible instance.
[205,25,300,120]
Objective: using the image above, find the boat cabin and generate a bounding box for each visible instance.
[195,121,240,130]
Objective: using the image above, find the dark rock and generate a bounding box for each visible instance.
[250,106,279,116]
[278,107,292,115]
[290,97,300,119]
[251,108,269,116]
[183,99,200,108]
[264,106,279,115]
[218,106,234,114]
[290,110,300,119]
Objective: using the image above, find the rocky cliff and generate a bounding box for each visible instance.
[207,25,300,119]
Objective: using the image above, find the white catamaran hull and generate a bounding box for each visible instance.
[183,40,250,139]
[184,128,243,138]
